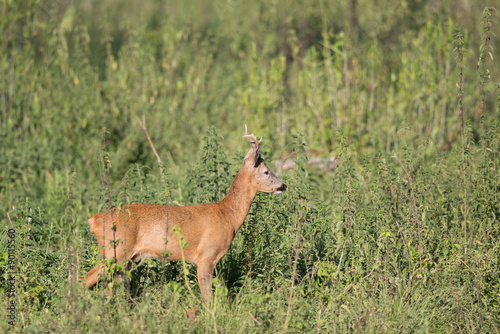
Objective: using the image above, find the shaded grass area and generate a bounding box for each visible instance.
[1,1,499,332]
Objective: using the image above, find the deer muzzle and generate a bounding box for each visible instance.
[274,183,287,194]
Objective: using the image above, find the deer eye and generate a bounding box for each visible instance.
[264,171,270,175]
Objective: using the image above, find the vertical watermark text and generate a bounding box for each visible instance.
[6,227,17,327]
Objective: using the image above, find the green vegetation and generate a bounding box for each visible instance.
[1,0,499,332]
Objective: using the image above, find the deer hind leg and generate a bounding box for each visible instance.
[85,242,130,288]
[86,213,132,288]
[86,264,105,287]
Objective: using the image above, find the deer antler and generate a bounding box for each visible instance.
[243,124,262,143]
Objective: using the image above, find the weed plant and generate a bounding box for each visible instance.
[1,0,499,332]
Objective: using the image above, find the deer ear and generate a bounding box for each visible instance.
[243,144,260,168]
[243,127,262,168]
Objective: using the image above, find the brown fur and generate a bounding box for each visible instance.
[85,131,286,299]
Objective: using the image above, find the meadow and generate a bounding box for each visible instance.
[1,0,499,332]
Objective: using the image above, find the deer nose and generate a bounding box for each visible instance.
[278,183,287,192]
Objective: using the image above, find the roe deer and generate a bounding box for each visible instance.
[85,128,287,300]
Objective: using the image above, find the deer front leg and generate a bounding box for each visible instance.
[197,259,215,301]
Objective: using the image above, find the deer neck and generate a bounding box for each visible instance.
[219,167,257,233]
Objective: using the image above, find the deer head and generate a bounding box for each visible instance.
[243,126,287,194]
